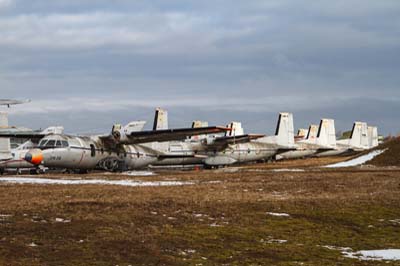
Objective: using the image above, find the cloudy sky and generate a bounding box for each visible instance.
[1,0,399,135]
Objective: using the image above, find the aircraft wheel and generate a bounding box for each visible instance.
[78,169,89,174]
[30,169,39,175]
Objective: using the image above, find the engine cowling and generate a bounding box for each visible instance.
[98,157,125,172]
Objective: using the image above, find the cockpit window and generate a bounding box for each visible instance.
[46,140,56,147]
[38,140,48,147]
[61,141,69,147]
[55,140,62,148]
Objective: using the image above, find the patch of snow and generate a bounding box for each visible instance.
[28,242,38,247]
[0,177,195,187]
[55,218,71,223]
[344,249,400,261]
[322,246,400,261]
[322,245,352,252]
[267,239,288,244]
[324,149,386,168]
[389,219,400,225]
[271,168,305,172]
[121,171,155,176]
[186,249,196,254]
[266,212,290,217]
[0,214,12,221]
[209,222,221,227]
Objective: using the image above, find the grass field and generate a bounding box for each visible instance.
[1,158,400,265]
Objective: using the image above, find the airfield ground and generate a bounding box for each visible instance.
[1,156,400,266]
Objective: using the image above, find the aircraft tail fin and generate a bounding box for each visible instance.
[192,121,209,128]
[306,124,319,143]
[368,126,379,148]
[274,112,295,146]
[153,108,168,130]
[349,122,369,149]
[297,128,308,139]
[316,119,336,147]
[0,112,12,161]
[225,122,244,137]
[190,121,209,140]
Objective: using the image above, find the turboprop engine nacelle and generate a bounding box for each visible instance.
[112,121,146,143]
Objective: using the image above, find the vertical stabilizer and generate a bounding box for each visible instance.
[153,108,168,130]
[368,126,379,148]
[297,128,308,139]
[316,119,336,148]
[349,122,369,149]
[306,124,319,143]
[225,122,244,137]
[0,112,12,161]
[275,112,295,146]
[190,121,209,141]
[192,121,209,128]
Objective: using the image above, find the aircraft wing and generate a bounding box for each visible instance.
[208,134,265,150]
[126,126,230,144]
[101,126,230,145]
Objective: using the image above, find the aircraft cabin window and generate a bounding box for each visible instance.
[39,140,47,147]
[61,141,69,147]
[46,140,56,147]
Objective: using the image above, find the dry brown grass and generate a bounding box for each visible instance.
[1,168,400,265]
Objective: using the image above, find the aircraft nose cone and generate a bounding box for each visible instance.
[24,150,43,165]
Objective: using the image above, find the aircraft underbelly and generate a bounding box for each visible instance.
[314,149,347,157]
[278,150,316,160]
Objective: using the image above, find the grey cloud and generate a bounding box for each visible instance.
[0,0,399,135]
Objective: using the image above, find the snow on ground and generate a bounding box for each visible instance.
[324,149,386,168]
[322,246,400,261]
[271,168,305,172]
[120,171,155,176]
[0,177,195,187]
[343,249,400,261]
[266,212,290,217]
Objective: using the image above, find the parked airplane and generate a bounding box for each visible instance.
[0,112,66,174]
[147,111,297,167]
[276,119,337,160]
[315,121,378,157]
[18,116,229,172]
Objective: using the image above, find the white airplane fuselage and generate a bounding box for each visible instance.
[28,134,160,171]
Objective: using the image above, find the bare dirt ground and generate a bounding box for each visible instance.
[1,158,400,266]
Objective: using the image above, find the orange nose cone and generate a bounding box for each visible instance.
[31,152,44,165]
[25,150,43,165]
